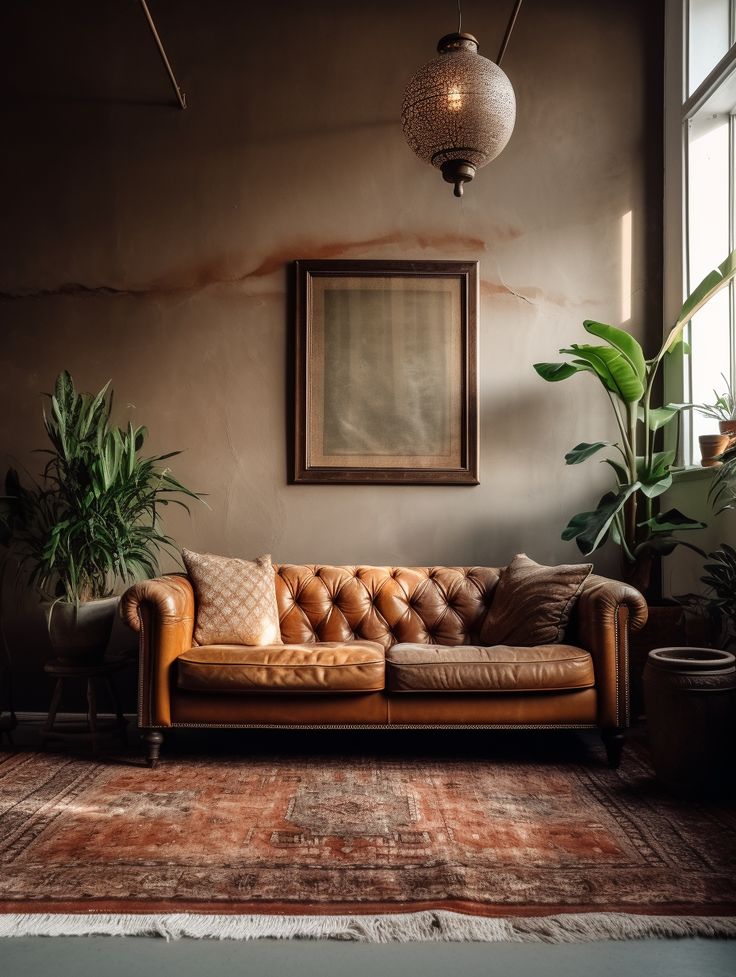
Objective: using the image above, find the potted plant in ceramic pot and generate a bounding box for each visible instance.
[533,251,736,715]
[689,374,736,465]
[0,371,202,664]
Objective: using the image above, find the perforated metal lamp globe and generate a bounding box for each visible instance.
[401,32,516,197]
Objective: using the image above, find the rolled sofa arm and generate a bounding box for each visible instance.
[574,574,648,729]
[121,575,195,727]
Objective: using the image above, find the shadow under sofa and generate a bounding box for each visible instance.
[121,563,648,768]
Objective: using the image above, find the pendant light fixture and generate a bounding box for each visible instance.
[401,0,523,197]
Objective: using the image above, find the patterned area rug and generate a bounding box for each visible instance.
[1,741,735,923]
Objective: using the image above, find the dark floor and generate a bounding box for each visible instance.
[2,933,736,977]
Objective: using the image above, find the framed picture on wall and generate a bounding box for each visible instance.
[292,259,478,484]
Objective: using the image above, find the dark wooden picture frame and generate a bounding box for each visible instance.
[293,259,478,484]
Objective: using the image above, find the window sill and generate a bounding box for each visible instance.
[671,464,718,483]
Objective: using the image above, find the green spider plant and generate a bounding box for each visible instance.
[534,250,736,592]
[0,371,203,603]
[692,373,736,423]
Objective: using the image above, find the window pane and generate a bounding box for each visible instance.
[690,290,731,446]
[687,113,731,449]
[688,0,731,95]
[688,114,729,281]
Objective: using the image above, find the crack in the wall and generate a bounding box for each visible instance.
[504,285,535,306]
[0,282,147,300]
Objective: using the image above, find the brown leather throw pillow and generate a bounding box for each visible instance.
[479,554,593,647]
[182,550,282,646]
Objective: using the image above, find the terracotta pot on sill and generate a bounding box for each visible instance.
[718,419,736,446]
[699,433,730,467]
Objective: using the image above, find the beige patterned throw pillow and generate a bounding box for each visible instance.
[182,550,282,646]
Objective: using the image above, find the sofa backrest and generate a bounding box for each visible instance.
[274,564,500,649]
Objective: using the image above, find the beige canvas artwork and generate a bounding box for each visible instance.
[310,277,462,468]
[294,260,478,484]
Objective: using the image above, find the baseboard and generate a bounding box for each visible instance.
[14,711,138,724]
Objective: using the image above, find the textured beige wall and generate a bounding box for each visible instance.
[0,0,662,707]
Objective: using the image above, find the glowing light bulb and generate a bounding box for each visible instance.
[447,87,463,111]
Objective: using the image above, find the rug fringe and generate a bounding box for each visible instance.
[0,910,734,942]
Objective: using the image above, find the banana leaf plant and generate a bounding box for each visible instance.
[0,371,204,604]
[534,250,736,594]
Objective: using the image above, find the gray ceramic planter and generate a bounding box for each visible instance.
[45,596,119,664]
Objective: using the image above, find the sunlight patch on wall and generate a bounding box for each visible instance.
[620,210,632,324]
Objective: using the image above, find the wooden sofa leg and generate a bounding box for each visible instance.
[144,729,164,768]
[602,727,626,769]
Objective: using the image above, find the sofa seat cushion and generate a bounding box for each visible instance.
[177,641,385,693]
[386,644,595,693]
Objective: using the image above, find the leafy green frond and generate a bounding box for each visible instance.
[3,370,205,601]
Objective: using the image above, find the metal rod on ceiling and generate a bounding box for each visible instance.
[138,0,187,109]
[496,0,524,67]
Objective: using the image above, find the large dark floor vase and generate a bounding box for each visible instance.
[1,740,735,940]
[644,647,736,798]
[44,596,118,665]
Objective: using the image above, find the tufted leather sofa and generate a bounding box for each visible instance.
[121,563,648,768]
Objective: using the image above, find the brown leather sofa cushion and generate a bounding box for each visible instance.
[479,554,593,647]
[177,641,385,693]
[386,643,595,693]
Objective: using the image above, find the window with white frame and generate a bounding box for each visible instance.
[677,0,736,461]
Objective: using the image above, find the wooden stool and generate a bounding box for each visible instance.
[41,658,129,754]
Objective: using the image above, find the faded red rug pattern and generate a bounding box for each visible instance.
[1,747,734,915]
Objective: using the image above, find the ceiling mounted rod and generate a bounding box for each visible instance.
[496,0,524,67]
[138,0,187,109]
